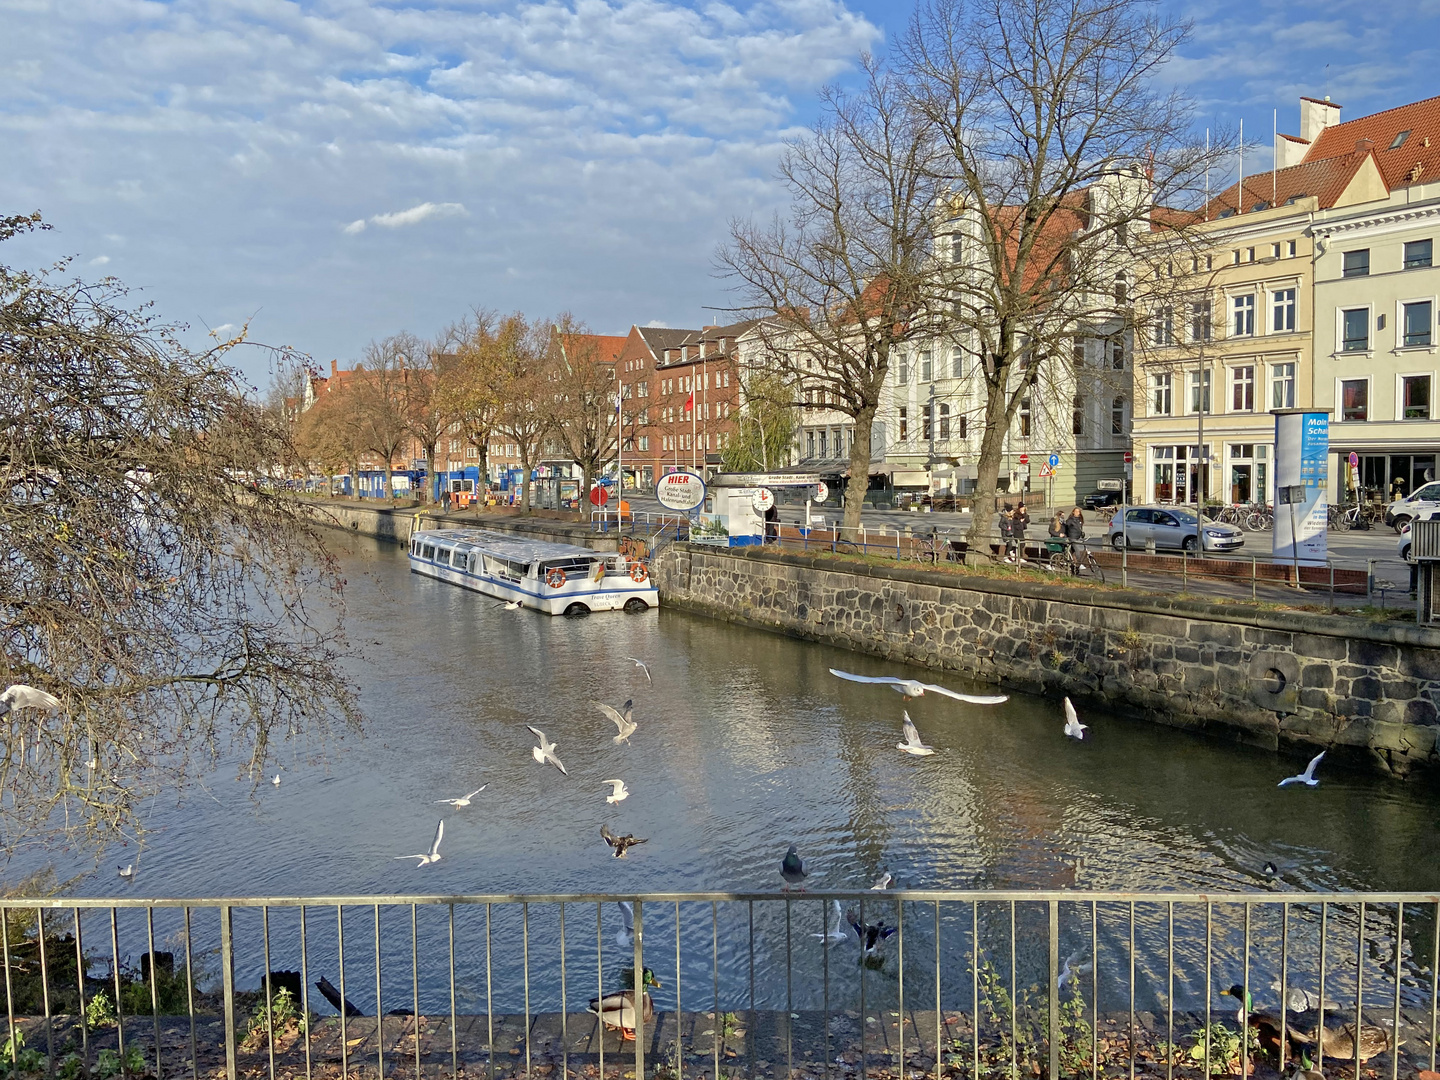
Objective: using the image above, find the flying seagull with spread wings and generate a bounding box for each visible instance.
[897,711,936,756]
[829,669,1007,704]
[396,820,445,867]
[528,726,569,775]
[594,700,637,744]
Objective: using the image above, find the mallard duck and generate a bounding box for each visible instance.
[1293,1021,1395,1063]
[1222,985,1307,1056]
[588,967,661,1040]
[1289,1052,1324,1080]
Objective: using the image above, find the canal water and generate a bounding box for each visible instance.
[33,536,1440,1020]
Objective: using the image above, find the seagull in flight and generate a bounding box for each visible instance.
[1063,698,1087,740]
[870,870,893,890]
[897,712,936,756]
[594,701,636,745]
[498,600,522,611]
[527,726,568,775]
[623,657,652,684]
[1278,751,1325,787]
[117,864,135,880]
[600,824,648,858]
[829,669,1007,704]
[603,779,629,804]
[0,685,62,719]
[811,900,849,944]
[436,786,486,807]
[396,820,445,866]
[615,901,635,947]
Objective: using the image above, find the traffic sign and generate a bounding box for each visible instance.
[1123,451,1133,463]
[1048,453,1060,468]
[1018,453,1029,465]
[1038,464,1054,478]
[1348,451,1360,468]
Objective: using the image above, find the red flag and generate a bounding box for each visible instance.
[684,391,694,412]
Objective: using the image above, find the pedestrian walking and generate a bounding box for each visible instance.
[1012,503,1030,563]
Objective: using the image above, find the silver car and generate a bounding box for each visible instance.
[1105,505,1245,554]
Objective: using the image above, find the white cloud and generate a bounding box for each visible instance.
[368,202,468,229]
[89,254,110,266]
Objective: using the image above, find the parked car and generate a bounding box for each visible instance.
[1082,490,1124,511]
[1105,505,1245,554]
[1398,507,1440,560]
[1385,479,1440,532]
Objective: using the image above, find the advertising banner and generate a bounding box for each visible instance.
[1273,410,1329,565]
[655,470,706,512]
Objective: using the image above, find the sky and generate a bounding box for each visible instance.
[4,0,1440,389]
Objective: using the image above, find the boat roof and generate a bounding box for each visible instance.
[416,528,602,563]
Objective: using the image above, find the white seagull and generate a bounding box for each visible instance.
[870,870,893,890]
[0,685,62,719]
[117,864,135,879]
[396,820,445,866]
[1278,751,1325,788]
[829,669,1007,704]
[271,773,282,786]
[897,711,936,756]
[594,700,637,745]
[603,779,629,804]
[1063,698,1087,740]
[810,900,849,944]
[499,600,522,611]
[623,657,652,684]
[1058,950,1093,989]
[527,726,568,775]
[436,786,486,807]
[616,901,635,948]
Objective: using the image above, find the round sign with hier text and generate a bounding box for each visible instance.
[751,487,775,513]
[655,470,706,511]
[814,481,829,502]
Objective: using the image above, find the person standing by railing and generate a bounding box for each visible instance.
[1062,506,1087,566]
[998,503,1015,562]
[1012,502,1029,563]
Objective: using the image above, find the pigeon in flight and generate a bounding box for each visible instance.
[594,701,637,745]
[436,786,486,807]
[600,824,648,858]
[623,657,652,684]
[829,669,1007,704]
[1058,950,1093,989]
[897,712,936,756]
[603,779,629,804]
[1278,751,1325,788]
[528,726,568,775]
[0,685,62,719]
[396,820,445,866]
[780,844,809,891]
[1063,698,1087,740]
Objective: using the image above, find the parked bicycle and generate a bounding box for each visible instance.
[1046,538,1106,583]
[914,528,954,565]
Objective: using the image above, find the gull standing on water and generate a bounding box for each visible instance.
[271,773,282,786]
[623,658,652,684]
[829,669,1007,704]
[603,779,629,804]
[528,726,569,775]
[1278,751,1325,788]
[0,685,62,718]
[117,864,135,880]
[595,701,637,745]
[436,786,486,807]
[897,712,936,756]
[1063,698,1087,740]
[396,820,445,866]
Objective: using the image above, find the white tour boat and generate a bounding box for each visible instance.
[407,528,659,616]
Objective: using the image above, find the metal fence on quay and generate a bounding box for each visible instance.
[2,890,1438,1080]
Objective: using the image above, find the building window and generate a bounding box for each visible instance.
[950,232,963,263]
[1019,398,1032,437]
[1109,336,1124,369]
[898,357,909,384]
[1403,300,1433,347]
[1391,130,1413,149]
[957,415,968,439]
[1343,249,1370,277]
[1111,396,1126,435]
[1072,396,1084,436]
[1342,308,1370,352]
[1405,239,1433,269]
[1232,294,1255,336]
[1189,368,1212,413]
[922,405,932,441]
[1152,373,1172,416]
[939,403,951,439]
[1232,365,1254,411]
[951,349,963,378]
[1272,243,1281,259]
[920,351,932,382]
[1272,288,1296,332]
[1072,337,1085,367]
[1152,307,1174,346]
[1403,375,1432,420]
[898,407,908,440]
[1340,380,1368,422]
[806,431,815,458]
[1114,273,1128,305]
[1190,300,1212,342]
[1271,362,1296,409]
[818,428,828,458]
[1288,240,1297,257]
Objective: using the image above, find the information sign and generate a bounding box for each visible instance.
[751,488,775,514]
[655,470,706,511]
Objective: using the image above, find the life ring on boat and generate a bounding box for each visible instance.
[629,562,649,583]
[546,567,567,589]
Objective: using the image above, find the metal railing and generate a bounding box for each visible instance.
[590,511,692,540]
[1,890,1437,1080]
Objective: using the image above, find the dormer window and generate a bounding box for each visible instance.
[1217,208,1235,218]
[1390,130,1412,149]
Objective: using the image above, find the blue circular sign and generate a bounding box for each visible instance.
[1048,454,1060,468]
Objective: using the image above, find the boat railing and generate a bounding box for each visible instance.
[1,889,1435,1080]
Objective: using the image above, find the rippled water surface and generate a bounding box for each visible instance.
[28,535,1440,1016]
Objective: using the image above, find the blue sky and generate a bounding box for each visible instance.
[3,0,1438,387]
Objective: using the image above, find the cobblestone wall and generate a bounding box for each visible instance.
[651,544,1440,778]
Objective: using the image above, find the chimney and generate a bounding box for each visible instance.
[1299,95,1340,143]
[331,359,338,376]
[1355,137,1375,154]
[1275,133,1309,169]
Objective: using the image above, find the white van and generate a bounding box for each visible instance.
[1386,479,1440,532]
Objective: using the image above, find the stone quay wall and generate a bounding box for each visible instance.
[305,499,619,552]
[651,543,1440,778]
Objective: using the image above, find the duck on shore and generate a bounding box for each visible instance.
[588,967,660,1041]
[1291,1020,1396,1063]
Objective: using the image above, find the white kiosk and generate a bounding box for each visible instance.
[704,472,825,546]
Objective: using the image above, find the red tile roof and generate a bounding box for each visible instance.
[1203,149,1377,217]
[1303,95,1440,188]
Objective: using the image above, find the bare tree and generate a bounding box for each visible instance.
[296,370,365,494]
[0,213,358,855]
[389,332,452,504]
[351,336,414,499]
[492,314,558,513]
[435,309,503,492]
[552,316,619,519]
[720,58,945,534]
[899,0,1223,555]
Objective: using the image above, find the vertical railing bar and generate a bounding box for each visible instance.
[263,905,276,1080]
[824,898,834,1080]
[522,901,531,1080]
[632,899,644,1080]
[1241,902,1250,1080]
[860,896,867,1080]
[36,907,52,1078]
[1392,903,1404,1080]
[1009,900,1017,1080]
[337,905,349,1080]
[673,901,681,1080]
[1356,900,1366,1080]
[560,903,568,1080]
[897,899,906,1080]
[785,900,793,1080]
[1280,902,1290,1072]
[299,906,311,1080]
[374,904,385,1080]
[934,901,941,1080]
[486,903,494,1080]
[219,906,233,1080]
[1430,899,1439,1072]
[144,907,160,1080]
[1128,901,1135,1080]
[411,905,420,1080]
[74,908,90,1079]
[1319,902,1329,1071]
[748,900,756,1080]
[595,903,603,1080]
[1048,901,1059,1080]
[1091,899,1099,1080]
[1203,902,1212,1080]
[1167,901,1174,1080]
[448,904,458,1080]
[711,903,719,1080]
[972,900,980,1080]
[1,909,14,1070]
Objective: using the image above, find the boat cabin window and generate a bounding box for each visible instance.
[422,544,436,560]
[484,556,524,583]
[542,557,593,578]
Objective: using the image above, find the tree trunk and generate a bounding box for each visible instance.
[383,462,394,500]
[351,458,361,498]
[580,462,594,521]
[964,377,1012,564]
[520,457,532,513]
[478,447,490,500]
[426,444,439,504]
[842,401,877,535]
